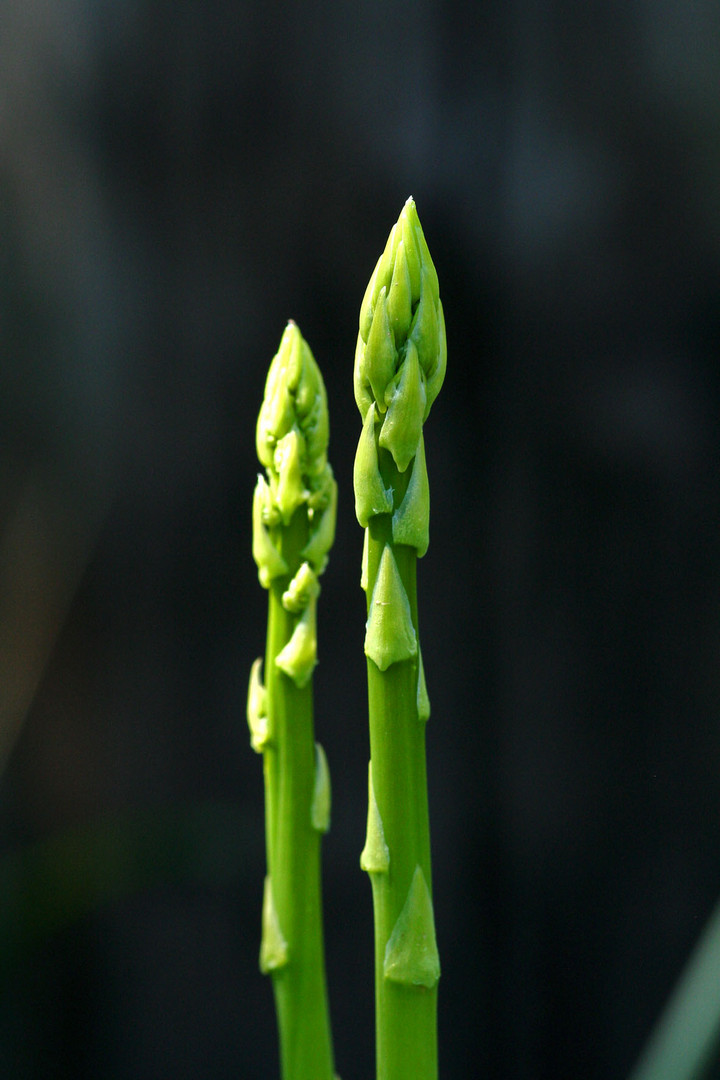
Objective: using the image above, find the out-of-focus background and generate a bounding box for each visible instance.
[2,2,720,1077]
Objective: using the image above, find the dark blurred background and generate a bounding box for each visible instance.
[2,1,720,1077]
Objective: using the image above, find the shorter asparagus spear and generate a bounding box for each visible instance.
[248,321,337,1080]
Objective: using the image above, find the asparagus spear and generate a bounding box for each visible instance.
[248,321,337,1080]
[354,198,446,1080]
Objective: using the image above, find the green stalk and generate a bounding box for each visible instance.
[627,893,720,1080]
[354,198,446,1080]
[248,322,337,1080]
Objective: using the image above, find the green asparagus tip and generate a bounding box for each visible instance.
[253,323,337,586]
[256,320,330,510]
[353,199,445,552]
[355,198,445,439]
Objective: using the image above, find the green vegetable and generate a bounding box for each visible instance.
[354,197,445,1080]
[249,321,336,1080]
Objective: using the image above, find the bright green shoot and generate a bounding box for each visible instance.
[354,197,446,1080]
[248,321,337,1080]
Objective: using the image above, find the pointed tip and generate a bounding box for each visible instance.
[259,876,289,973]
[280,318,300,346]
[360,761,390,874]
[311,742,332,833]
[417,646,431,722]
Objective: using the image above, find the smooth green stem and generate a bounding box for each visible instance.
[262,512,334,1080]
[365,511,438,1080]
[627,894,720,1080]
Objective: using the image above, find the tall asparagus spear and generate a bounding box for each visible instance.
[248,321,337,1080]
[354,198,446,1080]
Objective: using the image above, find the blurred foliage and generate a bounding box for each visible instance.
[0,801,260,978]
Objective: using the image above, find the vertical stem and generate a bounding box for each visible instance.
[364,512,438,1080]
[267,602,334,1079]
[261,512,334,1080]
